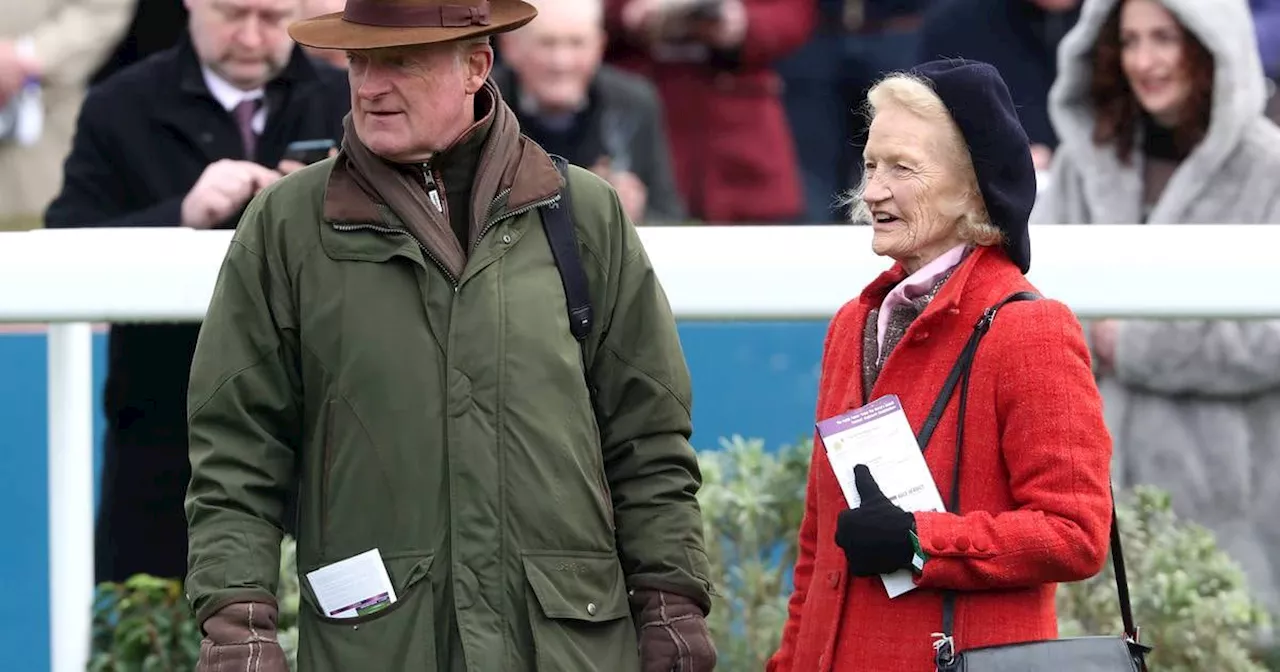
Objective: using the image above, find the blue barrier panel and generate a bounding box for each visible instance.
[0,320,826,670]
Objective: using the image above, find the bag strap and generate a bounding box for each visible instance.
[921,292,1142,667]
[541,154,594,343]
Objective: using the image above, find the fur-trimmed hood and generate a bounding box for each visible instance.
[1035,0,1280,224]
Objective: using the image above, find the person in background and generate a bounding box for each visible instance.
[1033,0,1280,617]
[769,59,1113,671]
[917,0,1081,170]
[0,0,136,226]
[604,0,812,224]
[495,0,685,223]
[183,0,716,668]
[774,0,932,223]
[299,0,347,68]
[43,0,350,587]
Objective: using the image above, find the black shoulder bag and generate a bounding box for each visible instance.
[916,291,1151,672]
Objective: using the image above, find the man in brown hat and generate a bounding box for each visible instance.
[182,0,718,670]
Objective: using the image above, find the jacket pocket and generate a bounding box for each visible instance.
[297,552,437,671]
[522,550,640,672]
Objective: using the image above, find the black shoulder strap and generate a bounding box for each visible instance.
[929,291,1145,669]
[541,155,593,343]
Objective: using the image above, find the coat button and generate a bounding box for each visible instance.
[931,536,947,550]
[587,602,597,616]
[502,233,512,244]
[955,536,971,552]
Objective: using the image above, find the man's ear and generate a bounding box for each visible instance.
[463,45,494,94]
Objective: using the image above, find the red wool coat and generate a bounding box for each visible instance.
[768,247,1115,672]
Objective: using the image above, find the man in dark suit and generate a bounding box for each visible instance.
[44,0,350,585]
[493,0,685,224]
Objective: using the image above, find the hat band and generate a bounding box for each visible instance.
[343,0,491,28]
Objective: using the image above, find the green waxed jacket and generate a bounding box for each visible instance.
[183,84,714,671]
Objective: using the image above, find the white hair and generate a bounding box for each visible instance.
[845,73,1003,248]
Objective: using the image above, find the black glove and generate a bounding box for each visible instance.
[835,464,916,576]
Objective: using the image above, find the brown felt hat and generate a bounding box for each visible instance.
[288,0,537,51]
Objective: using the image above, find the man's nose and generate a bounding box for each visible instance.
[234,16,265,50]
[356,66,393,98]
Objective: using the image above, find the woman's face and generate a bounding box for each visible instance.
[861,104,968,273]
[1119,0,1194,125]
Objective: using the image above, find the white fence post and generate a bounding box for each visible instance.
[47,322,95,672]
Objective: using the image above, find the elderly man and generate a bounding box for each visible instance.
[183,0,717,670]
[494,0,684,223]
[44,0,349,586]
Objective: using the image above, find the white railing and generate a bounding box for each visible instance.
[4,223,1280,672]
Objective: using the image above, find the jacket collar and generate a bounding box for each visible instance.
[324,79,562,228]
[859,245,1028,329]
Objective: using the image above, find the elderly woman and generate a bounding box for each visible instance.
[1032,0,1280,615]
[767,59,1115,672]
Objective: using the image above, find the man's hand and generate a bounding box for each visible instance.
[197,601,289,672]
[632,589,717,672]
[591,159,649,223]
[182,160,281,229]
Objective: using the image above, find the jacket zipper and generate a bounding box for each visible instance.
[421,165,444,213]
[330,188,561,286]
[331,221,459,288]
[473,193,561,254]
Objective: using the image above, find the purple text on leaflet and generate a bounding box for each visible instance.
[816,395,902,438]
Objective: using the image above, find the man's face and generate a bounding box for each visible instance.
[348,42,492,163]
[501,0,604,114]
[187,0,302,90]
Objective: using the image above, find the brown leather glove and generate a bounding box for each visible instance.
[632,588,717,672]
[196,600,289,672]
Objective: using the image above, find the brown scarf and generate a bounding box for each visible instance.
[339,113,468,278]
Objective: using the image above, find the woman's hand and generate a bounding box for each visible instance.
[1090,319,1120,375]
[835,465,917,576]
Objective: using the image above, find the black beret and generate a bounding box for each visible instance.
[909,59,1037,273]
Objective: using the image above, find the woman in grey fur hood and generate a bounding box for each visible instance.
[1033,0,1280,619]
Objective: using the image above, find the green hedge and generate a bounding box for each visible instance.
[88,436,1275,671]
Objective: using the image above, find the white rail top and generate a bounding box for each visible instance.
[1,224,1279,322]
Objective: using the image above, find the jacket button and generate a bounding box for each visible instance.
[587,602,597,616]
[931,536,947,550]
[827,571,840,589]
[912,332,930,342]
[955,536,970,552]
[501,233,512,244]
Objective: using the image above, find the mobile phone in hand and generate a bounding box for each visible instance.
[283,139,336,165]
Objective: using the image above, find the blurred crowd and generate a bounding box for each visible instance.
[5,0,1279,228]
[5,0,1280,634]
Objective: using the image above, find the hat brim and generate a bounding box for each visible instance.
[288,0,536,50]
